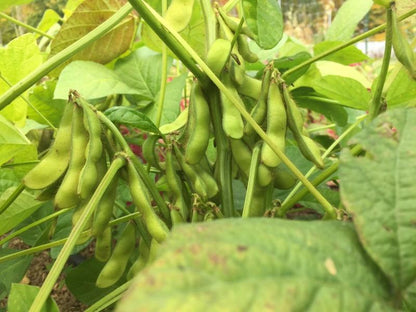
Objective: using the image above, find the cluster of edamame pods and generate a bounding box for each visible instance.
[23,90,167,288]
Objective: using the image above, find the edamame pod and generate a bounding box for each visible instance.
[237,34,259,63]
[127,239,150,280]
[77,98,103,200]
[261,77,287,168]
[23,103,73,190]
[391,7,416,78]
[185,82,211,165]
[54,104,88,209]
[220,73,245,139]
[230,57,246,86]
[206,38,232,77]
[282,82,324,169]
[244,65,272,136]
[96,222,136,288]
[235,75,262,99]
[216,5,256,39]
[95,226,112,262]
[164,0,195,32]
[142,134,162,170]
[127,160,169,243]
[166,147,189,219]
[273,165,297,190]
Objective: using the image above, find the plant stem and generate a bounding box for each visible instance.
[29,156,126,312]
[0,183,25,215]
[0,208,71,247]
[84,281,132,312]
[279,144,363,217]
[281,7,416,81]
[368,6,393,120]
[0,3,133,110]
[130,1,336,218]
[242,143,262,217]
[0,11,54,39]
[200,0,216,51]
[97,110,171,224]
[127,0,208,85]
[204,86,235,217]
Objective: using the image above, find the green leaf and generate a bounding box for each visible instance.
[28,81,66,127]
[0,34,43,126]
[104,107,160,134]
[242,0,284,49]
[312,75,371,110]
[0,0,34,11]
[340,107,416,291]
[114,48,172,104]
[66,258,126,305]
[36,9,61,38]
[48,0,135,76]
[117,219,393,311]
[0,187,43,236]
[385,67,416,107]
[54,61,139,100]
[0,249,32,300]
[147,73,187,126]
[291,87,348,126]
[8,284,59,312]
[274,51,312,84]
[314,41,369,65]
[326,0,373,41]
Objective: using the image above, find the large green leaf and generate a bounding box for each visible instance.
[0,34,43,126]
[48,0,135,76]
[54,61,139,100]
[385,67,416,107]
[104,106,160,134]
[314,41,369,65]
[8,284,59,312]
[340,108,416,292]
[241,0,283,49]
[326,0,373,41]
[117,219,392,311]
[114,47,172,104]
[0,187,43,236]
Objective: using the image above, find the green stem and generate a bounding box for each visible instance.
[155,0,168,128]
[279,144,363,217]
[0,208,71,247]
[129,1,335,218]
[0,183,25,215]
[223,0,240,12]
[84,282,132,312]
[29,156,126,312]
[97,111,171,224]
[368,6,393,120]
[0,11,54,39]
[127,0,208,85]
[307,124,336,133]
[0,73,56,130]
[0,3,133,110]
[205,86,235,217]
[281,7,416,81]
[200,0,216,50]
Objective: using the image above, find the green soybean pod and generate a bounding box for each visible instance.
[282,82,324,169]
[261,77,287,168]
[77,98,103,200]
[92,162,118,237]
[23,102,73,190]
[237,34,259,63]
[96,222,136,288]
[127,160,169,243]
[206,38,232,77]
[391,7,416,78]
[216,5,256,40]
[220,73,245,139]
[174,145,208,200]
[164,0,195,32]
[142,134,162,170]
[235,75,262,99]
[244,65,272,136]
[127,238,150,280]
[166,147,189,219]
[273,165,297,190]
[54,104,88,209]
[95,226,112,262]
[193,164,219,199]
[185,82,211,165]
